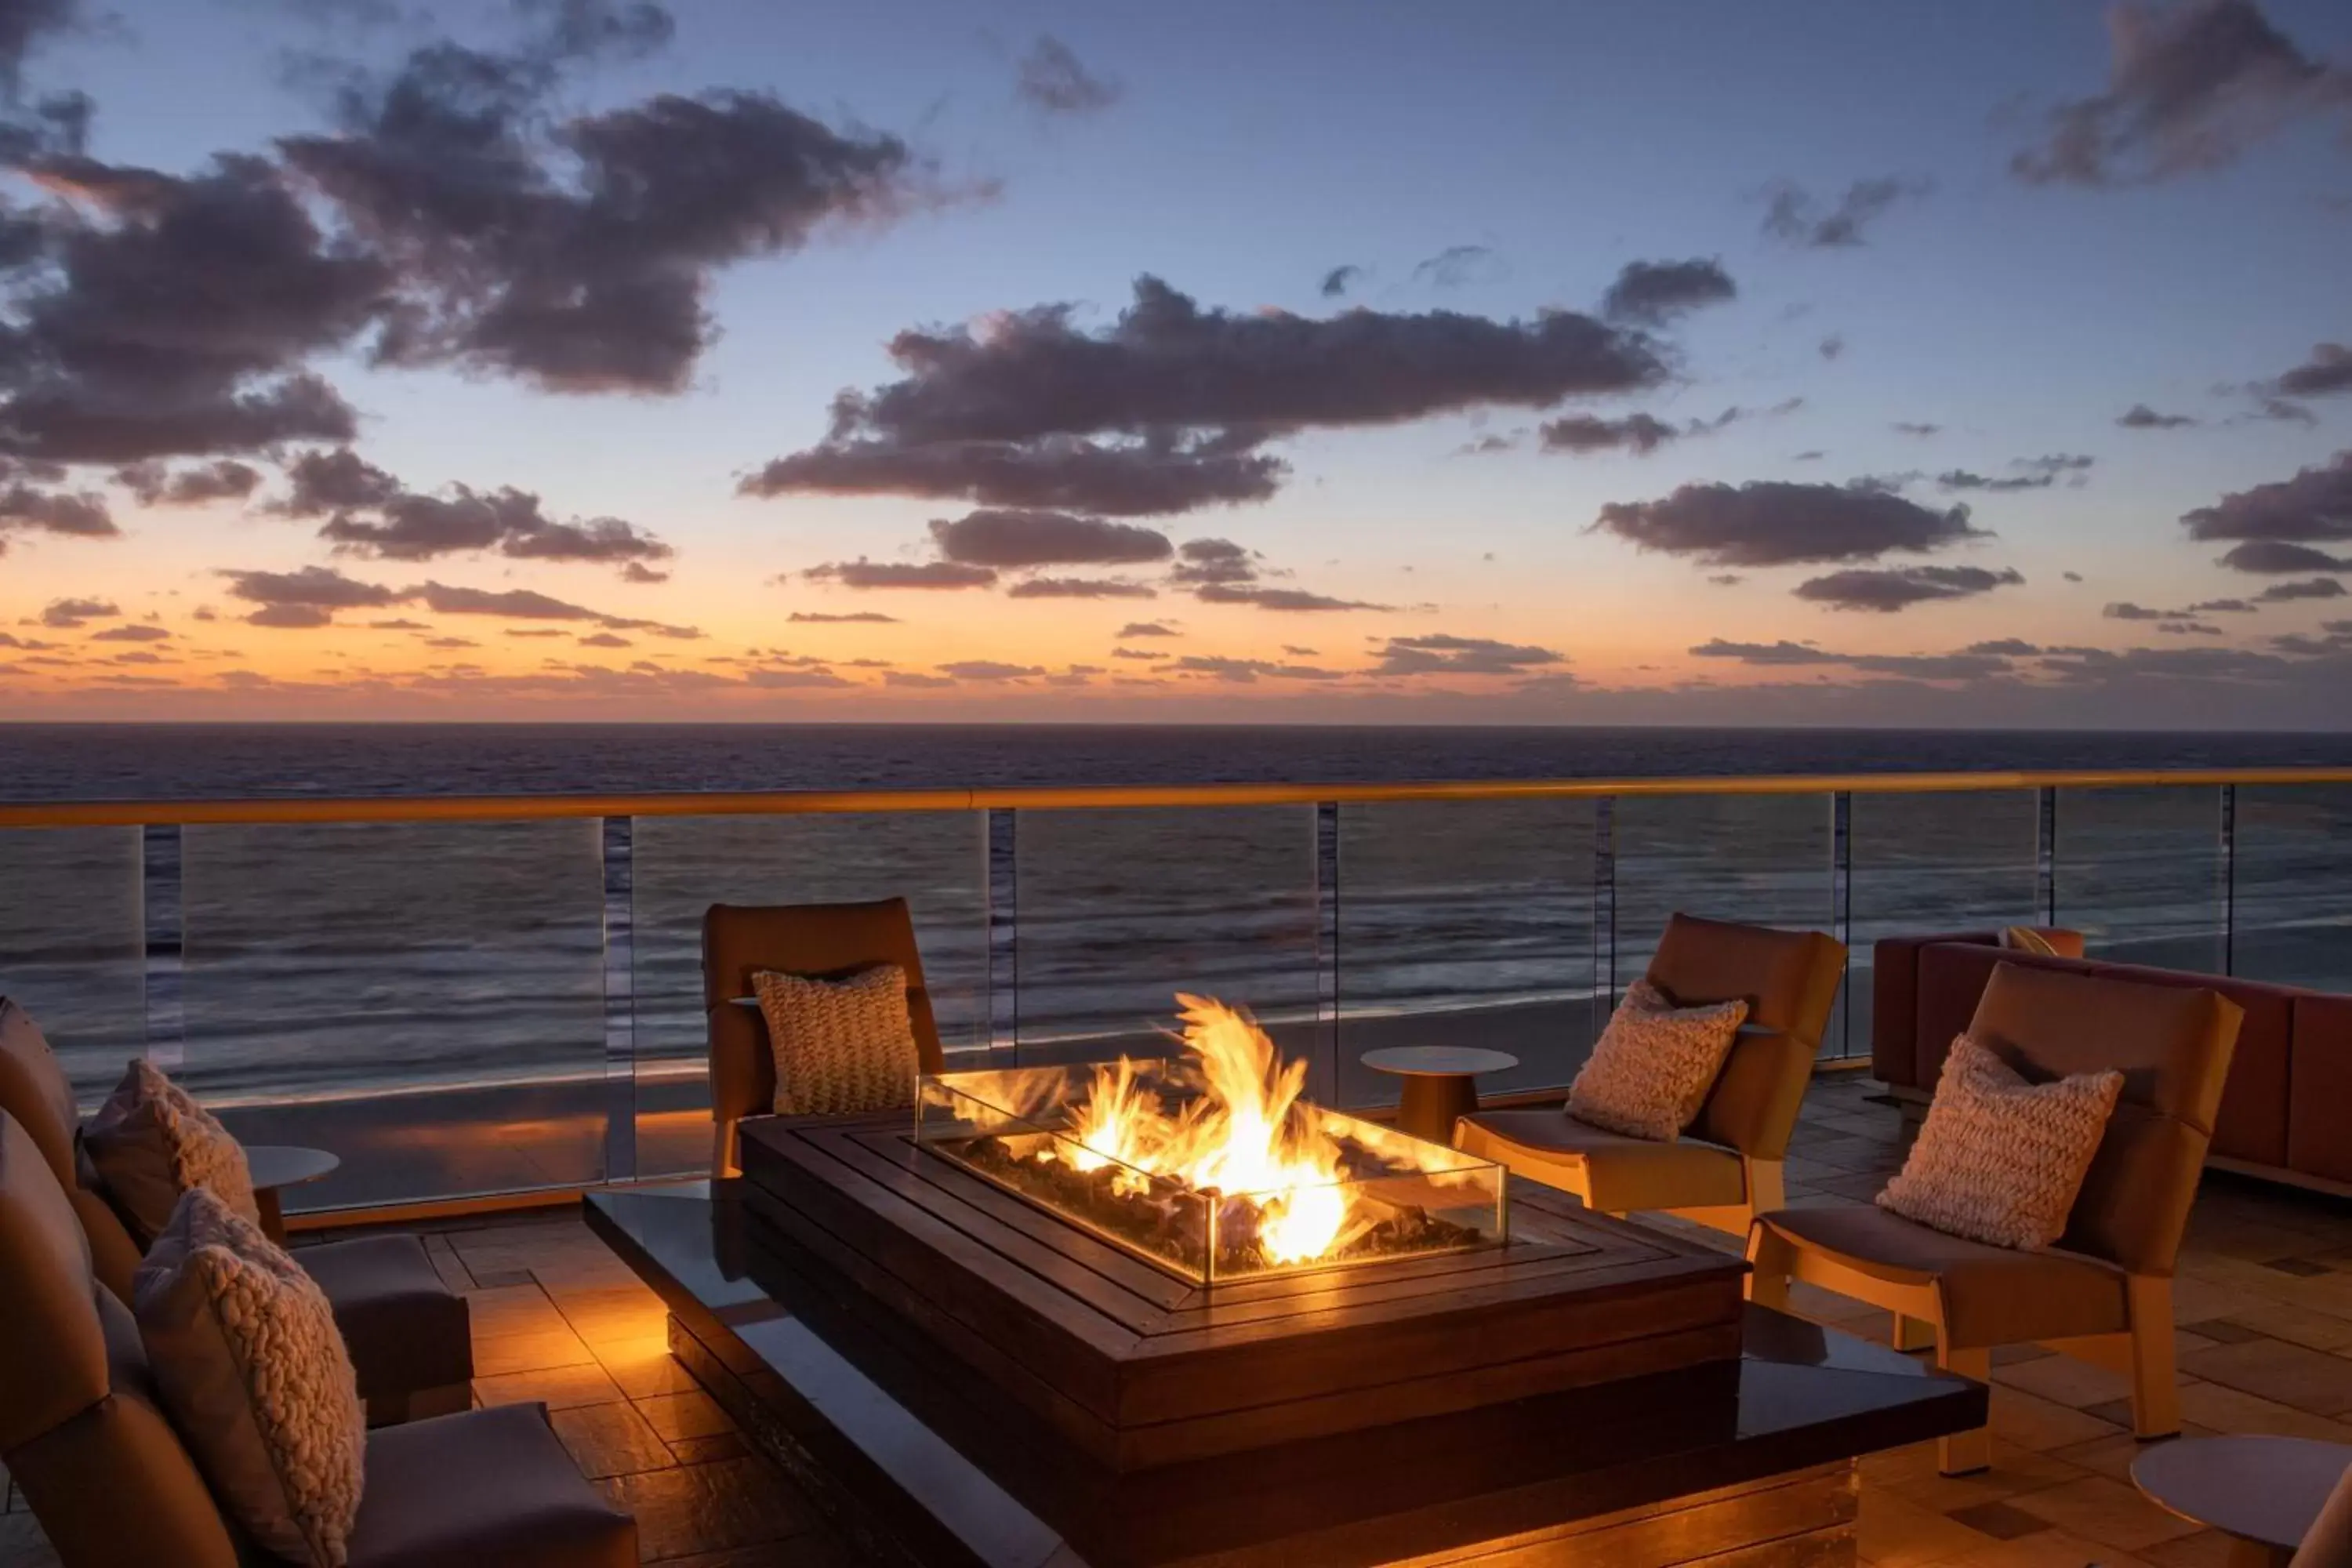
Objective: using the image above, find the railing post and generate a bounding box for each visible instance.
[1315,801,1341,1106]
[601,815,636,1185]
[141,822,184,1071]
[987,808,1018,1058]
[1831,791,1853,1059]
[1592,797,1617,1045]
[2037,786,2060,927]
[2220,783,2238,975]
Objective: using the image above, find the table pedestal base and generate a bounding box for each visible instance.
[1396,1074,1482,1145]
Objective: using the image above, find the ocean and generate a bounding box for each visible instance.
[4,723,2351,1123]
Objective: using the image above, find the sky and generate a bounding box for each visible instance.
[1,0,2350,727]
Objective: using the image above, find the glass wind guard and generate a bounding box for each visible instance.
[915,1064,1505,1286]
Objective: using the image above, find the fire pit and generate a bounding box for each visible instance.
[913,996,1505,1285]
[736,993,1749,1471]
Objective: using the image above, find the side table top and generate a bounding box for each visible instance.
[245,1145,342,1189]
[2133,1434,2351,1549]
[1358,1047,1520,1077]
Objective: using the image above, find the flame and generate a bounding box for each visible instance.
[1041,994,1374,1266]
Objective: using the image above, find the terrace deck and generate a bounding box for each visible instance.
[737,1111,1750,1470]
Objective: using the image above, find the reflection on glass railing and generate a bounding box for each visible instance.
[1847,790,2040,1058]
[628,812,989,1177]
[2233,785,2352,992]
[0,826,143,1106]
[1613,793,1838,1045]
[2056,788,2226,976]
[1013,806,1319,1078]
[180,820,606,1208]
[1334,798,1598,1103]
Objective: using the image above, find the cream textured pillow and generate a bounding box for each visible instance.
[1567,980,1748,1142]
[753,964,922,1116]
[1879,1033,2122,1250]
[133,1187,365,1567]
[84,1058,260,1243]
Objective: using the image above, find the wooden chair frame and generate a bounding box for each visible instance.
[1747,1225,2177,1475]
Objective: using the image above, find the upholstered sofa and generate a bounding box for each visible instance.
[1873,930,2352,1192]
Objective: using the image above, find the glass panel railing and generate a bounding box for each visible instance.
[1847,790,2041,1060]
[1011,807,1320,1085]
[180,821,606,1211]
[2054,787,2227,975]
[0,826,145,1106]
[2232,784,2352,990]
[627,812,989,1178]
[1333,799,1597,1106]
[1612,793,1838,1049]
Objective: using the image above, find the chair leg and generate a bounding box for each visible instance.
[1744,1159,1786,1232]
[2127,1275,2180,1441]
[1892,1312,1936,1352]
[1744,1224,1791,1310]
[1936,1338,1993,1475]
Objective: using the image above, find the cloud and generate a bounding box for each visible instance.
[278,40,960,395]
[1110,647,1167,661]
[741,432,1283,518]
[2013,0,2352,186]
[1794,564,2026,612]
[1690,639,1840,666]
[1410,245,1497,289]
[407,580,699,635]
[2188,597,2259,613]
[804,558,997,590]
[745,666,852,688]
[1934,456,2092,493]
[1967,638,2043,655]
[576,631,631,648]
[2118,402,2199,429]
[1168,535,1258,586]
[926,509,1171,567]
[1538,412,1679,456]
[2275,343,2352,399]
[750,276,1669,518]
[1592,479,1985,568]
[1890,422,1941,437]
[880,670,955,688]
[1116,620,1178,637]
[935,659,1043,681]
[220,564,401,625]
[114,459,263,506]
[2183,452,2352,556]
[0,479,115,550]
[1598,258,1736,325]
[0,0,78,98]
[787,610,898,623]
[1004,576,1157,599]
[2,154,380,462]
[1818,335,1845,361]
[2248,396,2318,426]
[1192,584,1388,612]
[2216,539,2352,572]
[275,447,672,569]
[1319,264,1363,299]
[1171,655,1341,683]
[2104,602,2177,621]
[1014,35,1120,114]
[89,623,169,642]
[1372,633,1563,674]
[2255,577,2347,603]
[1762,176,1931,248]
[39,595,115,626]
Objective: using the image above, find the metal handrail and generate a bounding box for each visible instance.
[5,765,2351,828]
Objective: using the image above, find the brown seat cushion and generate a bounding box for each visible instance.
[1456,1107,1747,1212]
[2290,995,2352,1186]
[298,1236,474,1403]
[1755,1203,2131,1348]
[349,1403,637,1568]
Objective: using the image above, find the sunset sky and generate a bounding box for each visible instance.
[2,0,2350,725]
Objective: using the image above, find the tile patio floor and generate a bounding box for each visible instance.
[7,1073,2352,1566]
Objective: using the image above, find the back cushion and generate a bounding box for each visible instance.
[0,999,85,1183]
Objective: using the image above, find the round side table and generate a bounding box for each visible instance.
[2133,1435,2351,1567]
[1359,1047,1519,1146]
[245,1145,342,1243]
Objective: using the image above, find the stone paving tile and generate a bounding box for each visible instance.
[2178,1336,2352,1415]
[635,1389,737,1443]
[552,1401,681,1480]
[472,1360,628,1411]
[594,1457,825,1563]
[2007,1474,2207,1553]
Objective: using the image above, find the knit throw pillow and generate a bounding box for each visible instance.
[1878,1033,2122,1251]
[133,1187,366,1567]
[753,964,922,1116]
[85,1058,260,1244]
[1566,980,1748,1142]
